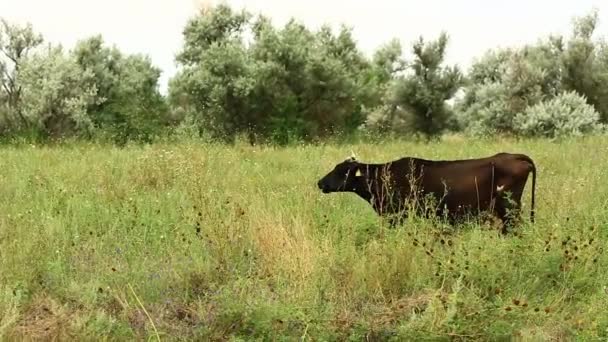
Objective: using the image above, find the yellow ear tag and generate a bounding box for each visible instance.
[355,169,362,177]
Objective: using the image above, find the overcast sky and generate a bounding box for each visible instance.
[1,0,606,94]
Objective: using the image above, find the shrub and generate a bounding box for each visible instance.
[514,91,604,138]
[455,82,510,136]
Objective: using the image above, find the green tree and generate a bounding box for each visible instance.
[389,33,463,138]
[177,5,251,66]
[455,9,608,136]
[361,39,407,133]
[170,4,379,144]
[72,35,167,142]
[170,4,255,142]
[18,45,99,138]
[455,46,560,135]
[0,19,43,131]
[560,9,608,121]
[249,17,373,142]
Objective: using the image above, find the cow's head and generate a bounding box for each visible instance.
[317,153,365,193]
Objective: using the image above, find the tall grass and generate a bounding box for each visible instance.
[1,135,608,340]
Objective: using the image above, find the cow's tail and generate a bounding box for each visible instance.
[518,155,536,223]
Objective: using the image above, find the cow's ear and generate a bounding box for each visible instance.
[355,168,362,177]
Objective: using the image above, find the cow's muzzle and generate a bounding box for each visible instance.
[317,180,330,193]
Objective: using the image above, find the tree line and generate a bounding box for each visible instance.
[1,5,606,145]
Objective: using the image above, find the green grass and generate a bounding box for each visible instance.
[1,135,608,340]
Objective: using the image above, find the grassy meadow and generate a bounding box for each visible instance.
[1,135,608,340]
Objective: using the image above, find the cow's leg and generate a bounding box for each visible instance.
[494,201,511,235]
[505,180,528,220]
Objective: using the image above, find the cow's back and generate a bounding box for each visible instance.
[388,153,529,213]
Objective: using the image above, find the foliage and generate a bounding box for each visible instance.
[0,21,167,142]
[456,9,608,136]
[455,46,561,135]
[18,45,100,138]
[0,19,43,132]
[514,91,603,138]
[560,9,608,122]
[455,81,510,136]
[170,5,380,144]
[382,33,463,138]
[3,7,608,143]
[361,40,407,133]
[72,35,168,143]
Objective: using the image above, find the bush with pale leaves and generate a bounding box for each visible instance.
[514,91,604,138]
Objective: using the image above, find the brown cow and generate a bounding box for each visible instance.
[317,152,536,233]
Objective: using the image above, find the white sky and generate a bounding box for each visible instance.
[1,0,606,94]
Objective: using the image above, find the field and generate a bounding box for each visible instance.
[1,136,608,340]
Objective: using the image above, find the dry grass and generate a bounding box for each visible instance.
[250,213,317,285]
[11,294,76,341]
